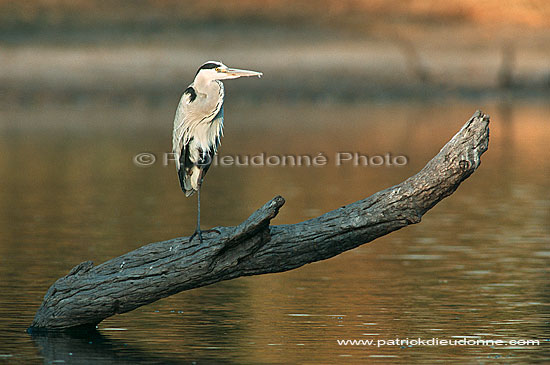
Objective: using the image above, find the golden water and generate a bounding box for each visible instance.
[0,100,548,362]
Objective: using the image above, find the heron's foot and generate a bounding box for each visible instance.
[188,228,221,243]
[189,229,203,243]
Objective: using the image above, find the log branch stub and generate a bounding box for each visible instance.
[29,110,490,331]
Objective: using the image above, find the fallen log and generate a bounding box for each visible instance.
[29,110,490,331]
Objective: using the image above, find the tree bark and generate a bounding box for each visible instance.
[29,110,490,331]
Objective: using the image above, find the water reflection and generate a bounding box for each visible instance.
[0,100,548,362]
[30,329,235,364]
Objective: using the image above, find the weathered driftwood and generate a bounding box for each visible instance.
[29,111,490,331]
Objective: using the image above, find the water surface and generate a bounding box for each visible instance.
[0,99,548,363]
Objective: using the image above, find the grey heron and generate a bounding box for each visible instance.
[172,61,262,243]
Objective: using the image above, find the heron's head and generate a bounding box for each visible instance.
[195,61,262,82]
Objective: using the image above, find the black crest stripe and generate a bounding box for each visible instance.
[195,62,221,75]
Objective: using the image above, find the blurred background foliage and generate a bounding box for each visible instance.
[1,0,550,30]
[1,0,549,108]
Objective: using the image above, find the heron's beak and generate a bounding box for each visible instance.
[225,68,263,78]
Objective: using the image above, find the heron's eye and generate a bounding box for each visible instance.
[215,67,221,72]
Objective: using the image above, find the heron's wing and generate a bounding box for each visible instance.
[172,87,195,195]
[172,87,193,170]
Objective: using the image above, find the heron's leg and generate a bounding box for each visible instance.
[196,183,203,242]
[189,176,220,242]
[189,178,204,243]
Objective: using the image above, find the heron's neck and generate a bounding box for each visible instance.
[193,75,222,96]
